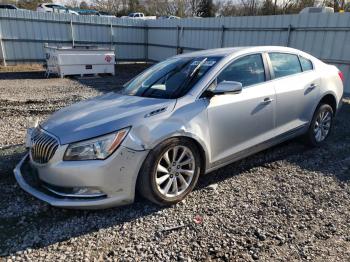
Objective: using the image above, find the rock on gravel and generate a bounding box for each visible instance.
[0,65,350,261]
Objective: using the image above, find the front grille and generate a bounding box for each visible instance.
[30,128,59,164]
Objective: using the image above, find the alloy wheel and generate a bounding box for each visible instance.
[155,146,195,198]
[313,109,332,142]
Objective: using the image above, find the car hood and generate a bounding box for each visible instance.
[41,92,176,145]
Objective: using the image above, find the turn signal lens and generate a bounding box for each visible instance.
[107,129,128,154]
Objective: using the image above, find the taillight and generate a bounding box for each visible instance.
[338,71,344,83]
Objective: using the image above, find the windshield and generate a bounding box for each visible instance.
[120,56,222,99]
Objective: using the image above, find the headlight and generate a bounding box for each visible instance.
[63,128,129,161]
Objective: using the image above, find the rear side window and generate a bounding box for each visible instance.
[269,53,302,79]
[217,54,265,87]
[299,56,313,71]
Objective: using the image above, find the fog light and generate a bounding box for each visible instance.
[43,182,107,198]
[72,187,105,197]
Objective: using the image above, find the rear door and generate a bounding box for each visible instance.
[267,52,321,135]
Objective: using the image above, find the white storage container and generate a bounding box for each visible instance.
[45,45,115,78]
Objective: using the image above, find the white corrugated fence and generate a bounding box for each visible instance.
[0,10,349,92]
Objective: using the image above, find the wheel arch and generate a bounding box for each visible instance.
[317,92,337,114]
[145,135,208,175]
[135,135,207,205]
[175,136,207,175]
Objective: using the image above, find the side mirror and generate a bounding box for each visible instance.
[214,81,243,95]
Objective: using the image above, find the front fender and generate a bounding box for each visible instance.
[122,99,211,170]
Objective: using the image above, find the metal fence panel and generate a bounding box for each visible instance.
[0,9,146,63]
[0,10,349,92]
[147,13,350,93]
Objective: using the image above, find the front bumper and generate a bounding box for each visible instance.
[14,146,149,209]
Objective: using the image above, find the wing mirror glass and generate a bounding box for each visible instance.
[214,81,243,95]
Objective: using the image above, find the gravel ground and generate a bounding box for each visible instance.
[1,65,350,261]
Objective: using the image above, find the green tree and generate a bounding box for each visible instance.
[197,0,214,17]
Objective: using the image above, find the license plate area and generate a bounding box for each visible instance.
[21,158,41,187]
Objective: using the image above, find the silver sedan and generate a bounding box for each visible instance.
[14,46,344,209]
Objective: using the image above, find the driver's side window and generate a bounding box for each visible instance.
[217,54,266,87]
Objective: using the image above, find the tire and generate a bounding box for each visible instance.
[136,137,201,206]
[304,103,334,147]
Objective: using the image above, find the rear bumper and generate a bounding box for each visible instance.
[14,147,149,209]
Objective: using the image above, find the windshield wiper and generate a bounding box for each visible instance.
[190,58,207,78]
[171,58,208,98]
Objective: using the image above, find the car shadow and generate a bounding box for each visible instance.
[1,102,349,257]
[0,144,26,183]
[0,71,46,80]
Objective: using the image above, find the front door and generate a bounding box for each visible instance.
[206,53,276,165]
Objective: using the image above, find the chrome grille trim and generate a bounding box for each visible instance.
[30,128,59,164]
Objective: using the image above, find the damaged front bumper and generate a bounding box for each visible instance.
[13,146,149,209]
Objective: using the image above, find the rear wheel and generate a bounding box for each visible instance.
[304,104,333,146]
[137,138,201,206]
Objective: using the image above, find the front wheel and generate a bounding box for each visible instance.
[304,104,334,146]
[137,138,201,206]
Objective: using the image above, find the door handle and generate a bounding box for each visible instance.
[308,83,318,90]
[262,97,274,104]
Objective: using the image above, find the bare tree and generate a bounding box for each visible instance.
[167,0,186,16]
[16,0,52,10]
[93,0,128,15]
[240,0,258,15]
[217,0,240,16]
[185,0,202,16]
[0,0,16,4]
[261,0,275,15]
[143,0,172,16]
[143,0,193,17]
[80,1,89,9]
[66,0,80,8]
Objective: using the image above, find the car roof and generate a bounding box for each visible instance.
[176,46,304,58]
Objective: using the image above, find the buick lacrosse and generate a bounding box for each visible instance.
[14,46,344,209]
